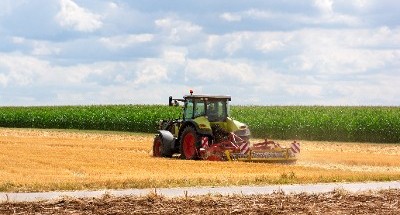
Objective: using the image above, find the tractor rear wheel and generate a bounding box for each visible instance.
[180,126,199,160]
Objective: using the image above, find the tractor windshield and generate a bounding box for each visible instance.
[206,100,228,122]
[183,98,229,121]
[194,100,206,118]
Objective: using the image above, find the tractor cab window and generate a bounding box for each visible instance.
[207,100,228,122]
[184,100,194,120]
[184,99,206,119]
[194,100,205,118]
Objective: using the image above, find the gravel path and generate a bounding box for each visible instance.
[1,181,400,202]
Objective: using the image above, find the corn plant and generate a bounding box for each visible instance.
[0,105,399,143]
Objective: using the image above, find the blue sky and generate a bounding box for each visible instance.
[0,0,399,106]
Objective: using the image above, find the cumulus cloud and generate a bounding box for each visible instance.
[56,0,102,32]
[285,28,400,75]
[0,53,48,87]
[99,34,154,50]
[220,12,241,22]
[1,0,400,105]
[133,61,169,86]
[0,73,7,87]
[310,0,361,25]
[218,7,360,28]
[314,0,334,14]
[185,59,255,84]
[162,48,187,64]
[155,17,202,43]
[0,51,183,104]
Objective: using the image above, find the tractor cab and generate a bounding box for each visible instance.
[182,95,231,122]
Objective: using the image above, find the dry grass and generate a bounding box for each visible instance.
[0,128,400,192]
[2,189,400,214]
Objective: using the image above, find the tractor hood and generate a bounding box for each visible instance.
[225,117,251,137]
[192,116,251,137]
[192,116,212,134]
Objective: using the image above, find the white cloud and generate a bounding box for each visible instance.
[1,1,400,105]
[31,41,61,56]
[99,34,154,50]
[352,0,371,10]
[11,36,25,44]
[56,0,102,32]
[162,48,187,64]
[285,28,399,74]
[224,33,249,55]
[185,59,255,83]
[226,7,359,27]
[0,53,49,86]
[0,52,104,90]
[244,9,275,20]
[330,73,400,105]
[155,17,202,43]
[133,61,169,85]
[204,31,290,56]
[286,84,323,98]
[0,73,7,87]
[257,40,285,53]
[314,0,334,14]
[312,0,360,25]
[290,47,390,74]
[220,12,241,22]
[254,32,290,53]
[9,37,61,56]
[108,2,118,9]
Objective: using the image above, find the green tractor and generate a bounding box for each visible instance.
[153,91,300,162]
[153,91,250,160]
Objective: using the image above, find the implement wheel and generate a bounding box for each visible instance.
[180,126,199,160]
[152,135,163,157]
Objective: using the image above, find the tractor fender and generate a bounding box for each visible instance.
[158,130,175,156]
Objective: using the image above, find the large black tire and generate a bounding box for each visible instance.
[153,135,163,157]
[153,135,173,157]
[180,126,200,160]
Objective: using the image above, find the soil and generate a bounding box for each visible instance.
[1,189,399,214]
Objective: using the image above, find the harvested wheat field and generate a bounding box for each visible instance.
[1,189,399,214]
[0,128,400,192]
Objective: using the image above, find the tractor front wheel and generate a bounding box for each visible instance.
[180,126,199,160]
[153,134,174,157]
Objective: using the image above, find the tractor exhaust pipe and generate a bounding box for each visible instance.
[169,96,173,106]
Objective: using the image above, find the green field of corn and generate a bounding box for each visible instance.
[0,105,399,143]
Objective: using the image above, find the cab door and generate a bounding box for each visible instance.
[183,99,194,120]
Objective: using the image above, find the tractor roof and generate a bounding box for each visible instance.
[183,95,231,101]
